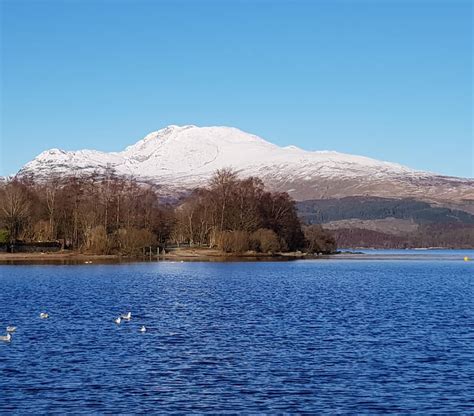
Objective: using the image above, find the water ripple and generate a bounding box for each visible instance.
[0,260,473,413]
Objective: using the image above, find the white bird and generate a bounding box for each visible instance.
[140,326,147,333]
[0,333,12,342]
[114,316,122,325]
[40,312,49,319]
[6,326,16,333]
[121,312,131,321]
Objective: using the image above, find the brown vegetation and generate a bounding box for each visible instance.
[0,170,172,254]
[250,229,281,253]
[332,224,474,249]
[304,225,337,254]
[0,169,337,256]
[171,168,307,253]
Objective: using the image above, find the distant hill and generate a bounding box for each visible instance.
[297,197,474,248]
[297,197,474,225]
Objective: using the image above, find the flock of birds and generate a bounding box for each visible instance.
[114,312,147,333]
[1,311,147,343]
[0,326,16,342]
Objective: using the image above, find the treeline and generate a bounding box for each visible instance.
[333,224,474,249]
[0,172,172,254]
[298,197,474,225]
[0,169,337,255]
[172,169,336,254]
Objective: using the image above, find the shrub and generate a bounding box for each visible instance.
[250,228,281,253]
[304,224,337,254]
[86,225,109,254]
[0,229,9,244]
[117,228,157,255]
[217,230,249,253]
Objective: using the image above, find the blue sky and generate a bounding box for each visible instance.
[1,0,472,177]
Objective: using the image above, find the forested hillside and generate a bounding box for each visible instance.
[298,197,474,248]
[297,197,474,225]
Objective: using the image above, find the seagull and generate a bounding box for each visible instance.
[6,326,16,333]
[114,316,122,325]
[121,312,131,321]
[40,312,49,319]
[140,326,147,333]
[0,333,12,342]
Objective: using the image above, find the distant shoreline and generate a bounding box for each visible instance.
[0,248,471,265]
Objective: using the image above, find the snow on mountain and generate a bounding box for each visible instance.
[17,125,474,204]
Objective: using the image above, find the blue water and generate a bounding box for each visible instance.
[349,248,474,257]
[1,258,473,413]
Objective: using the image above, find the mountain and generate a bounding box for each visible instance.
[17,125,474,208]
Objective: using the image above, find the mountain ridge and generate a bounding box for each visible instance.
[17,125,474,206]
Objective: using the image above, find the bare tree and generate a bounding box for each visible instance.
[0,181,31,243]
[304,224,337,254]
[209,168,238,232]
[44,175,60,240]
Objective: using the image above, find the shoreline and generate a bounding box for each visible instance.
[0,248,471,265]
[0,248,312,264]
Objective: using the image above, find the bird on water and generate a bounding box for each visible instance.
[0,333,12,343]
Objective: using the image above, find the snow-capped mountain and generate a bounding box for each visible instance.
[17,125,474,205]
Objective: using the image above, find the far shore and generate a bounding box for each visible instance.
[0,247,470,265]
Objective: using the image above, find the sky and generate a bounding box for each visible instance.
[0,0,472,177]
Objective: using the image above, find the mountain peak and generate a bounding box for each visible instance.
[37,148,66,158]
[16,125,474,204]
[122,125,277,159]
